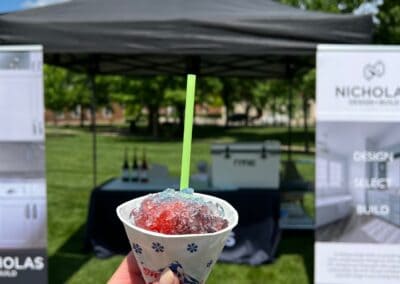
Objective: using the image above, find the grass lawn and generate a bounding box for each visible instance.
[46,125,314,284]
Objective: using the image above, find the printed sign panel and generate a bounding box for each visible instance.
[315,45,400,284]
[0,46,47,284]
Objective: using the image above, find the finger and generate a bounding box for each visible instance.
[155,269,180,284]
[108,252,145,284]
[126,252,144,277]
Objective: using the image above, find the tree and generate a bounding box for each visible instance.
[197,77,223,107]
[113,76,172,137]
[280,0,400,44]
[196,77,224,124]
[67,73,91,127]
[67,73,125,127]
[44,65,69,125]
[375,1,400,43]
[280,0,364,13]
[109,77,143,131]
[254,79,288,127]
[294,69,315,152]
[219,78,243,127]
[141,76,175,137]
[236,79,257,126]
[164,81,185,132]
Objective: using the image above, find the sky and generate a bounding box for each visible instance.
[0,0,66,13]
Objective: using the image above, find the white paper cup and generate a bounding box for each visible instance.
[117,193,238,284]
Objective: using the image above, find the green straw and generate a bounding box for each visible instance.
[180,74,196,190]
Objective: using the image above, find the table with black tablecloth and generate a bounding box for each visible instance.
[85,178,281,265]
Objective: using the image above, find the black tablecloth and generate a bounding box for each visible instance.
[84,179,281,265]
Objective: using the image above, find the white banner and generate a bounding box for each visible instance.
[0,46,47,283]
[315,45,400,284]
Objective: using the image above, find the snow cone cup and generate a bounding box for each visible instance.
[117,193,238,284]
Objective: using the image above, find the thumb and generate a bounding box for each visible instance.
[158,269,180,284]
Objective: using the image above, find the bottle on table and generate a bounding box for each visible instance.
[131,148,139,182]
[140,148,149,183]
[122,147,130,182]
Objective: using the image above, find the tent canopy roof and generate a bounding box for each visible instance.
[0,0,373,76]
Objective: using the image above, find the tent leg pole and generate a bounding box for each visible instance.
[288,84,292,161]
[303,93,309,153]
[273,92,276,127]
[90,73,97,188]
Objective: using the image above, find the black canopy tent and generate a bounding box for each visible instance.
[0,0,373,185]
[0,0,372,75]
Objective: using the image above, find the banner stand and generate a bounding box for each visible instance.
[0,46,47,283]
[315,44,400,284]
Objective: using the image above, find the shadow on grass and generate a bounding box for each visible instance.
[46,169,94,176]
[49,224,91,283]
[195,125,315,144]
[99,125,315,145]
[46,132,78,138]
[277,230,314,283]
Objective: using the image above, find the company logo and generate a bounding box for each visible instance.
[363,61,385,81]
[0,256,44,278]
[233,159,255,167]
[335,60,400,102]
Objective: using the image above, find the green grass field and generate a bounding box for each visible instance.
[45,125,315,283]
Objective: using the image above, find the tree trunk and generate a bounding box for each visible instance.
[224,105,230,128]
[129,110,141,133]
[80,107,85,128]
[147,107,154,133]
[177,104,184,134]
[129,120,136,133]
[256,107,263,120]
[147,105,159,138]
[222,93,230,128]
[152,109,159,138]
[53,112,58,126]
[245,103,251,126]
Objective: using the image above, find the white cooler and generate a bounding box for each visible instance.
[211,141,280,189]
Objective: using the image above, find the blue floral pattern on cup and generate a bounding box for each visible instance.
[206,260,213,268]
[186,243,198,253]
[152,242,164,253]
[132,243,142,254]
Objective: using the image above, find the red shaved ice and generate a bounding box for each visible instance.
[130,188,228,235]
